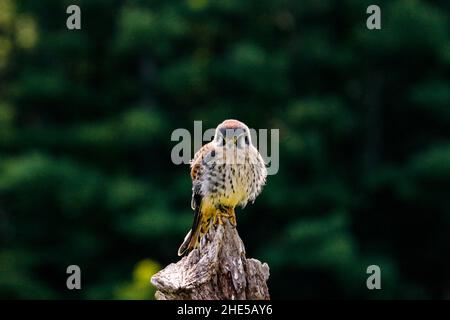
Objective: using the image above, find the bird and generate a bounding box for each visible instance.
[178,119,267,256]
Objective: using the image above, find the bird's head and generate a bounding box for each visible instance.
[213,119,252,149]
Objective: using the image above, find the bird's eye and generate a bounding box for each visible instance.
[244,135,249,145]
[220,136,226,146]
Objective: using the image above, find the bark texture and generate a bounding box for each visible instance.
[151,221,270,300]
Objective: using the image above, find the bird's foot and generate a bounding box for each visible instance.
[215,205,237,227]
[212,210,224,226]
[229,210,237,227]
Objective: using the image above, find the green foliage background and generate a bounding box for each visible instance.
[0,0,449,299]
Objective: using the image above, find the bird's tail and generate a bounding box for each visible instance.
[178,206,203,256]
[177,230,193,256]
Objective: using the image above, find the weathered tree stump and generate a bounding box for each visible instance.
[151,221,270,300]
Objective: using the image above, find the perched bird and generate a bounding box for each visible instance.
[178,119,267,256]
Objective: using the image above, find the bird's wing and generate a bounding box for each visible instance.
[190,142,214,179]
[178,142,215,256]
[190,142,214,209]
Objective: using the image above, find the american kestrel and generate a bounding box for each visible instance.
[178,119,267,256]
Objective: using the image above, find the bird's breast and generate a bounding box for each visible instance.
[203,162,253,207]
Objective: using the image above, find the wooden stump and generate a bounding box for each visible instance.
[151,221,270,300]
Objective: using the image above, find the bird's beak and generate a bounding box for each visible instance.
[224,135,238,145]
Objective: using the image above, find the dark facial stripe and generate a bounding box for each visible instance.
[219,127,229,137]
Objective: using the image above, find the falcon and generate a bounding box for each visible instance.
[178,119,267,256]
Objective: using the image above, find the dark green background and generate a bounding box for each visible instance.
[0,0,449,299]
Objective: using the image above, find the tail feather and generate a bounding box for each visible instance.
[178,205,202,256]
[177,230,192,256]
